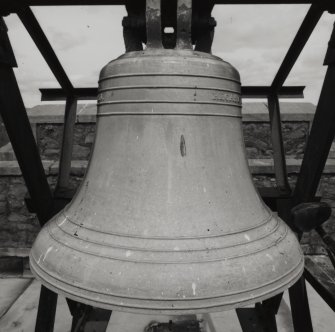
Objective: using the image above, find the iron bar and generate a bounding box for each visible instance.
[0,66,55,221]
[41,88,97,101]
[0,1,331,8]
[0,17,58,332]
[271,3,324,91]
[56,96,78,189]
[0,24,54,225]
[288,278,314,332]
[34,286,58,332]
[267,93,290,190]
[286,21,335,332]
[242,86,304,98]
[17,6,74,95]
[40,86,305,101]
[292,23,335,204]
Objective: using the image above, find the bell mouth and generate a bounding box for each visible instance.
[30,214,303,314]
[30,252,303,314]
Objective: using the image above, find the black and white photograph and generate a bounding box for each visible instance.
[0,0,334,331]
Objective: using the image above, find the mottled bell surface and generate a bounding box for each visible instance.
[30,0,303,315]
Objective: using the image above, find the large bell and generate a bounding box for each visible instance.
[30,0,303,314]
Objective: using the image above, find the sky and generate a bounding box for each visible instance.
[4,4,335,107]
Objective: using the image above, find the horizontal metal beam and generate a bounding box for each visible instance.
[40,88,97,101]
[0,1,328,8]
[242,86,305,98]
[40,86,305,101]
[17,6,74,94]
[271,3,324,91]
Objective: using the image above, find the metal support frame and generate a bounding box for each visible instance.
[39,86,305,101]
[0,11,101,332]
[16,6,74,94]
[0,1,334,7]
[236,5,327,330]
[0,17,58,332]
[292,24,335,204]
[255,4,329,332]
[291,22,335,318]
[236,3,334,331]
[271,3,324,92]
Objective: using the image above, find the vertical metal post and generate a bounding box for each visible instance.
[35,286,58,332]
[0,17,58,332]
[267,93,290,191]
[56,96,77,190]
[289,276,313,332]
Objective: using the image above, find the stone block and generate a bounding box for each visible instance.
[72,145,91,160]
[43,148,60,160]
[7,213,29,223]
[0,201,8,215]
[0,143,16,161]
[84,132,95,145]
[0,161,22,175]
[0,193,7,201]
[329,142,335,159]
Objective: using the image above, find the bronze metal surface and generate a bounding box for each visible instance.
[30,0,303,314]
[30,47,303,313]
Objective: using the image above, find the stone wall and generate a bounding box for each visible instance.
[35,121,309,161]
[0,177,42,248]
[37,124,96,161]
[0,102,334,255]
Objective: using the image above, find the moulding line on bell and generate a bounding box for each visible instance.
[98,86,241,94]
[30,254,303,304]
[97,101,242,110]
[97,112,243,118]
[98,100,242,106]
[54,217,281,252]
[61,211,273,239]
[98,73,242,85]
[45,222,289,264]
[56,214,280,240]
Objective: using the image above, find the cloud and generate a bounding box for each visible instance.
[44,27,88,52]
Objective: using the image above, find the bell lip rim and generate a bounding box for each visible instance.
[29,254,303,314]
[29,250,304,312]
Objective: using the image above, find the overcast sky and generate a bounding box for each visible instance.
[4,4,334,107]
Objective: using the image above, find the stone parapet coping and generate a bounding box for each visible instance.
[1,158,335,176]
[26,102,316,124]
[0,247,30,257]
